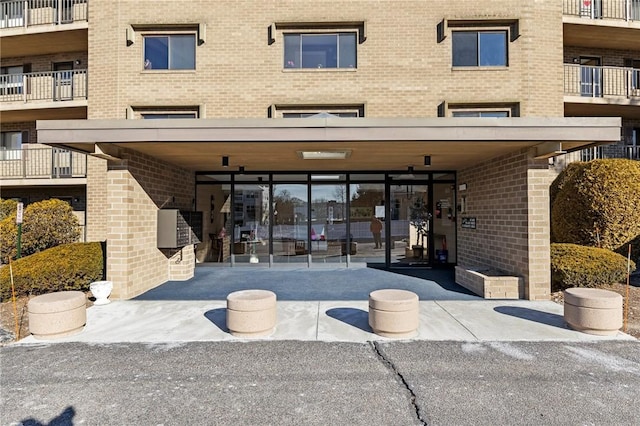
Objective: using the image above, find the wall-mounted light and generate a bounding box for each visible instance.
[238,166,245,174]
[222,156,229,167]
[407,166,414,173]
[424,155,431,167]
[75,59,81,66]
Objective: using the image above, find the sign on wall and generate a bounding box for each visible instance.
[461,217,476,229]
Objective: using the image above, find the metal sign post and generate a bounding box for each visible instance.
[16,202,23,259]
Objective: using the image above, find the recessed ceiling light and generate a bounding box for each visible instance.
[298,150,351,160]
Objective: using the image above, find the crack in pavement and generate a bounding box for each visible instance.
[370,341,427,425]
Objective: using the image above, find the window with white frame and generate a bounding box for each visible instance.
[273,105,364,118]
[448,103,518,118]
[143,34,196,70]
[130,106,199,119]
[284,33,357,69]
[1,131,25,160]
[452,31,508,67]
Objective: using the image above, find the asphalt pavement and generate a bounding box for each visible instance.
[2,340,639,425]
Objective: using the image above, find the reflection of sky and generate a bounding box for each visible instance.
[274,184,347,202]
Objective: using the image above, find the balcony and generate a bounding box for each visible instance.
[0,1,88,58]
[564,64,640,98]
[0,69,87,121]
[0,0,87,29]
[579,144,640,161]
[1,145,87,184]
[564,64,640,118]
[563,1,640,50]
[564,0,640,21]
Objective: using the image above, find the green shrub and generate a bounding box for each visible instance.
[550,243,635,292]
[0,198,81,263]
[0,242,103,301]
[0,199,17,220]
[550,159,640,251]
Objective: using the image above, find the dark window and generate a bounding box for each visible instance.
[452,111,509,117]
[452,31,507,67]
[284,33,357,69]
[141,113,197,119]
[143,35,195,70]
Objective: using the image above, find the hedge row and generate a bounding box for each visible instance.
[0,242,104,301]
[550,243,635,292]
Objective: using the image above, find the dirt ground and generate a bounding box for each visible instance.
[2,278,639,344]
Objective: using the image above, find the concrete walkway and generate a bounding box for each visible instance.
[16,266,635,344]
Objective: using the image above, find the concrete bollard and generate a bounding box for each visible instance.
[226,289,277,337]
[28,291,87,340]
[368,289,419,338]
[564,287,623,336]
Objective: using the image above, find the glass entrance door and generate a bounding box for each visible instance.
[310,183,347,264]
[273,183,308,264]
[390,184,430,266]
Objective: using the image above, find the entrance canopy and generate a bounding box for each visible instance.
[36,117,621,171]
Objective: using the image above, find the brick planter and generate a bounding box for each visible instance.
[455,266,522,299]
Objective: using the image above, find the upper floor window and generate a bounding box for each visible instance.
[452,31,507,67]
[284,33,357,69]
[445,102,518,118]
[283,112,359,118]
[271,104,364,118]
[143,34,195,70]
[142,113,197,119]
[452,111,509,117]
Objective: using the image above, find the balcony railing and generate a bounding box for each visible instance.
[0,0,87,29]
[564,0,640,21]
[580,145,640,161]
[0,147,87,179]
[0,69,87,103]
[564,64,640,98]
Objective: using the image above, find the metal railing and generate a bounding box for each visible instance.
[564,64,640,98]
[0,147,87,179]
[0,0,87,29]
[580,145,640,161]
[564,0,640,21]
[0,69,87,103]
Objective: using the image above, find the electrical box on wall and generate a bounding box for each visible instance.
[157,209,203,248]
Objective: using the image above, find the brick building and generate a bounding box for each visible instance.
[1,1,638,300]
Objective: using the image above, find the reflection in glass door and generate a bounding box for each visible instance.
[390,184,430,266]
[273,184,308,263]
[432,183,457,264]
[310,184,347,264]
[232,183,270,264]
[348,183,385,264]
